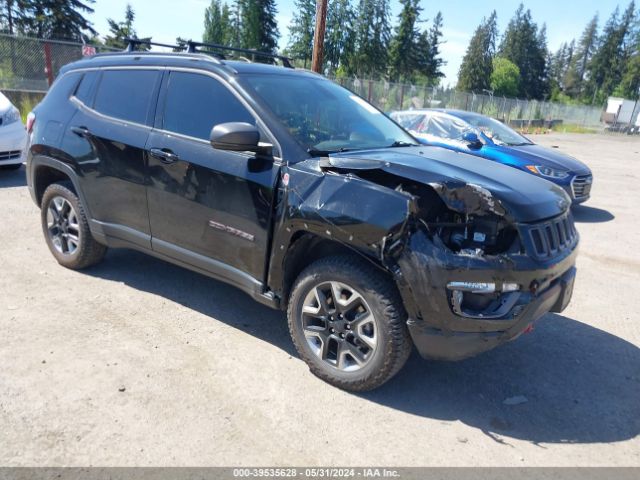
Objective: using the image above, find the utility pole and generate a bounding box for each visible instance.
[311,0,328,73]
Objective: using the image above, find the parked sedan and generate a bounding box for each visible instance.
[390,109,593,204]
[0,91,27,170]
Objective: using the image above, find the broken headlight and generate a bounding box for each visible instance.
[424,212,518,255]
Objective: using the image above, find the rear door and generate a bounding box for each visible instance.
[64,68,162,247]
[145,70,280,284]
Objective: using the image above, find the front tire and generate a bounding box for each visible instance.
[41,181,106,269]
[288,255,412,391]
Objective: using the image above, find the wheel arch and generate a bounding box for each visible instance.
[278,231,391,308]
[31,156,87,211]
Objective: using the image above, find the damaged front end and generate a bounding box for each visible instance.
[275,146,578,360]
[277,151,578,361]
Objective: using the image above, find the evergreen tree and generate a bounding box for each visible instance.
[457,10,497,92]
[351,0,391,77]
[417,11,445,84]
[585,2,636,103]
[564,15,599,98]
[499,3,548,99]
[18,0,96,40]
[104,4,148,50]
[618,9,640,98]
[0,0,28,34]
[388,0,422,81]
[203,0,233,45]
[240,0,279,53]
[325,0,355,74]
[286,0,315,67]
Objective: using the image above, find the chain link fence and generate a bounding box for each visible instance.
[0,33,615,131]
[0,33,118,92]
[334,77,606,130]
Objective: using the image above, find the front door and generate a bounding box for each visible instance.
[146,70,280,284]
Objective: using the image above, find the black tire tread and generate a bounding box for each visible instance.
[287,255,412,392]
[41,181,106,269]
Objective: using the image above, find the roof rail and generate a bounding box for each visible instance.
[186,41,294,68]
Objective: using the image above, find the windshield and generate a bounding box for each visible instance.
[456,113,532,146]
[243,75,417,155]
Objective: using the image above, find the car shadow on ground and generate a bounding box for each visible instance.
[572,204,615,223]
[0,165,26,188]
[87,249,639,446]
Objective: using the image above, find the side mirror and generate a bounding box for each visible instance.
[462,131,482,149]
[210,122,272,156]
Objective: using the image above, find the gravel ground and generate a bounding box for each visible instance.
[0,133,639,466]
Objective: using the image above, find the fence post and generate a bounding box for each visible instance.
[43,41,54,86]
[368,80,373,102]
[399,85,405,109]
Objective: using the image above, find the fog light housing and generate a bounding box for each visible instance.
[446,281,519,293]
[446,281,495,293]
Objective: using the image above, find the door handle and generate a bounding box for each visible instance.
[70,126,91,137]
[149,148,180,164]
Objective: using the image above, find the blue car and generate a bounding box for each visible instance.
[390,109,593,204]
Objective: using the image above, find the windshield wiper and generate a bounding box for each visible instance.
[307,147,355,157]
[388,140,417,148]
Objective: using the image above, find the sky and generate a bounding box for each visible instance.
[88,0,628,86]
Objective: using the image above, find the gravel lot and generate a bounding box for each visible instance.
[0,133,639,467]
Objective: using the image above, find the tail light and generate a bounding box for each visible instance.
[26,111,36,134]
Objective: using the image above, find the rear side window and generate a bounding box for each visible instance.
[74,71,99,105]
[162,71,255,140]
[42,71,82,109]
[94,70,160,125]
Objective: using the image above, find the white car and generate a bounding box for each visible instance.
[0,91,27,170]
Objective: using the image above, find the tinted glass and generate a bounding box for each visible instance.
[43,71,82,109]
[243,75,416,154]
[162,72,255,140]
[94,70,160,124]
[74,71,98,105]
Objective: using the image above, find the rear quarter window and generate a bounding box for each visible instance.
[93,69,161,125]
[73,71,99,105]
[41,71,82,109]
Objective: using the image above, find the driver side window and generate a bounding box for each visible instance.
[162,72,256,141]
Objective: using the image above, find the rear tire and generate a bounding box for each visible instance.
[40,181,106,269]
[288,255,412,391]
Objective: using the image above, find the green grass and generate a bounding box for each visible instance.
[550,124,599,134]
[17,95,39,123]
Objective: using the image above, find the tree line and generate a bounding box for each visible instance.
[2,0,639,104]
[458,1,640,104]
[203,0,446,84]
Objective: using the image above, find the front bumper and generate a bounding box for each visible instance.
[0,121,27,165]
[396,228,578,361]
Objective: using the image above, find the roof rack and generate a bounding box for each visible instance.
[122,37,294,69]
[186,41,293,68]
[124,38,183,52]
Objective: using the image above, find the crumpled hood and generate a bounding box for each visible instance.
[501,143,591,174]
[328,145,571,223]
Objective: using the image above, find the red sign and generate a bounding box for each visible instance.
[82,45,96,57]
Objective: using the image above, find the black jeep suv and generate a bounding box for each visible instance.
[26,44,578,391]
